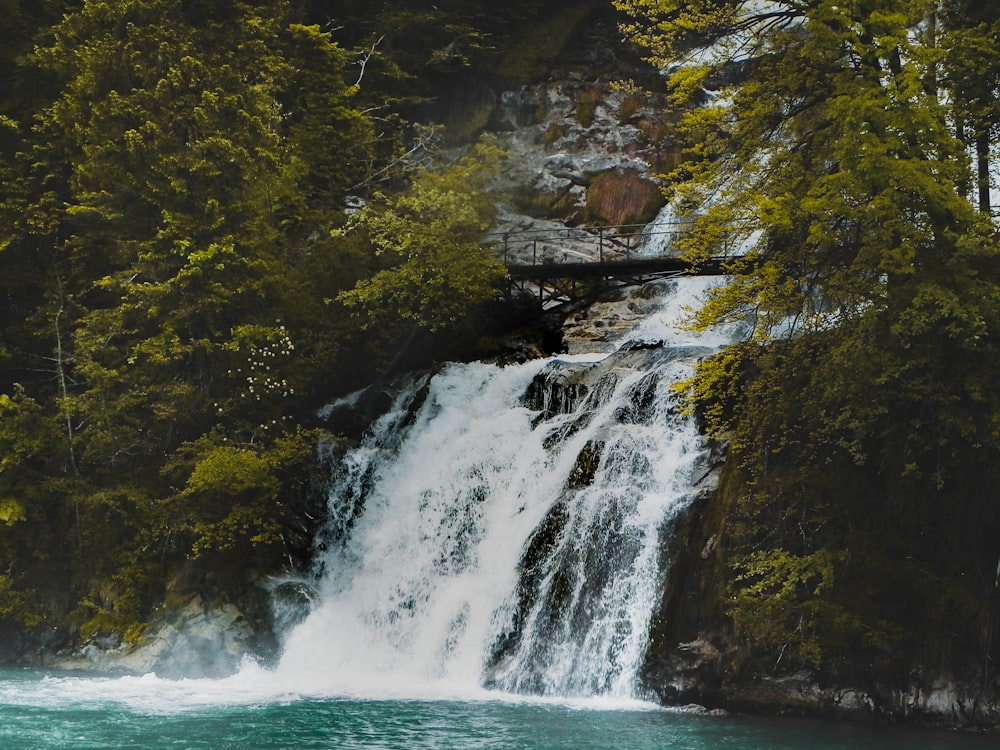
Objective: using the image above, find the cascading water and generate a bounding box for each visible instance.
[480,347,710,699]
[271,221,732,702]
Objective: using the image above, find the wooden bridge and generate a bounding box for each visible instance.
[487,222,745,311]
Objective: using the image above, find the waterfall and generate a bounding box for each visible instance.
[271,274,729,701]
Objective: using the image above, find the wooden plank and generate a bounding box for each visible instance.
[505,255,738,281]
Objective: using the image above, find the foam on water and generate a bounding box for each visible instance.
[0,666,665,716]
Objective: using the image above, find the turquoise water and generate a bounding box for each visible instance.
[0,670,994,750]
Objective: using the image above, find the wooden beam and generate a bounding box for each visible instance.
[505,255,738,282]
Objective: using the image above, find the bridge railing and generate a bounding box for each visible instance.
[482,222,687,267]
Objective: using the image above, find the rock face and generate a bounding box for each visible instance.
[477,13,676,267]
[486,77,669,240]
[638,458,1000,729]
[450,13,688,358]
[54,595,256,678]
[711,671,1000,728]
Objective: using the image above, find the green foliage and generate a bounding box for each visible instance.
[939,1,1000,212]
[280,22,375,213]
[728,548,844,668]
[727,540,911,673]
[185,446,281,499]
[0,0,573,647]
[169,428,319,558]
[0,387,52,517]
[337,140,508,334]
[0,575,42,629]
[0,0,392,642]
[624,0,1000,679]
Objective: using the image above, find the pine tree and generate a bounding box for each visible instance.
[940,0,1000,213]
[0,0,374,633]
[619,0,1000,678]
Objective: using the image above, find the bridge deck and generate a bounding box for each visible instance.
[505,254,734,281]
[492,222,750,312]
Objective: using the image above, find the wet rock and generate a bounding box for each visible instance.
[54,595,256,679]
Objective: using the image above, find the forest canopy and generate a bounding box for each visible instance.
[0,0,538,640]
[617,0,1000,679]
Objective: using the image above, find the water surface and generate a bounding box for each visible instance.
[0,669,994,750]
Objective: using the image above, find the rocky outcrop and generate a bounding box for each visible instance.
[639,467,1000,730]
[53,595,258,678]
[717,671,1000,727]
[478,13,676,264]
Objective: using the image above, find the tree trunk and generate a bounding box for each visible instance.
[977,131,991,214]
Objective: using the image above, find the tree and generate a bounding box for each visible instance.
[0,0,65,393]
[24,0,299,468]
[280,22,376,216]
[0,0,375,635]
[337,140,508,335]
[940,0,1000,214]
[619,0,1000,678]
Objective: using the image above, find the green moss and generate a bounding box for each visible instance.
[542,122,569,147]
[568,440,602,487]
[574,87,602,127]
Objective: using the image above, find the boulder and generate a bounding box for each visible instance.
[54,595,256,679]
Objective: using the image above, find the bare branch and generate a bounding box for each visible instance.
[355,35,384,88]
